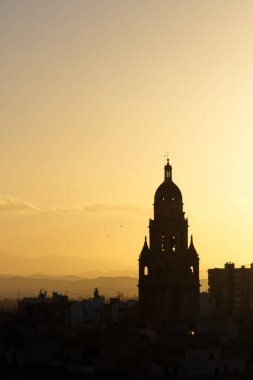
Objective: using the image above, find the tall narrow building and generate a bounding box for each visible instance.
[138,160,200,328]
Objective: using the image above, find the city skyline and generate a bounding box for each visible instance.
[1,1,253,275]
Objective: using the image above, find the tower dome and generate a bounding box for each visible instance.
[154,159,183,219]
[154,159,182,203]
[154,180,182,204]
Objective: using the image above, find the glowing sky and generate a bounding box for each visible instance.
[1,1,253,276]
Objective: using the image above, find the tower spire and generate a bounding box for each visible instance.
[140,236,150,256]
[189,234,198,256]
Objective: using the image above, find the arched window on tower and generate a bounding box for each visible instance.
[161,233,165,252]
[190,266,194,274]
[171,235,176,253]
[144,266,149,276]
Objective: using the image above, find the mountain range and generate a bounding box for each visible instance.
[0,253,208,298]
[0,275,208,299]
[0,253,137,277]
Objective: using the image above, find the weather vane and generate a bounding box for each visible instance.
[164,151,169,164]
[163,151,169,164]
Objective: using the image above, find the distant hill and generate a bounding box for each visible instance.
[0,275,208,299]
[0,275,138,299]
[0,253,137,277]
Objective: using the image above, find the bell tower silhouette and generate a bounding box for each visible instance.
[138,159,200,328]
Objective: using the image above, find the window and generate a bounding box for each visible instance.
[161,233,165,252]
[144,266,148,276]
[190,266,194,274]
[171,235,176,253]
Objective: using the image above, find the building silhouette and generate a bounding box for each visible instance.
[209,262,253,314]
[138,160,200,328]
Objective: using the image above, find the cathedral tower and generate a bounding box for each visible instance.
[138,160,200,328]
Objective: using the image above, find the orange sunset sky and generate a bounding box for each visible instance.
[1,1,253,276]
